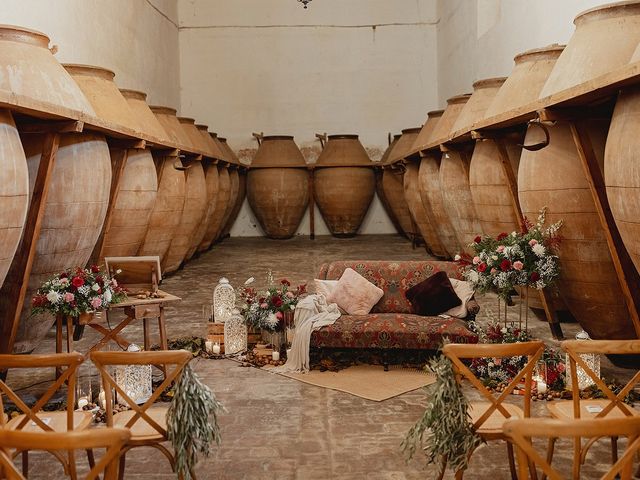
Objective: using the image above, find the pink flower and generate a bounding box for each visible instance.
[496,245,505,253]
[91,297,102,309]
[472,256,481,265]
[529,239,538,246]
[260,303,268,309]
[276,311,284,320]
[63,292,75,303]
[493,358,502,366]
[513,261,524,271]
[286,291,295,299]
[490,268,497,275]
[556,363,566,373]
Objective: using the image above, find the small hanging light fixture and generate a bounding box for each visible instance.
[298,0,312,8]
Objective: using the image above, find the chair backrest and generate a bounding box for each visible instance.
[0,352,84,432]
[504,417,640,480]
[317,260,465,313]
[90,350,192,437]
[562,339,640,419]
[0,428,131,480]
[442,341,545,430]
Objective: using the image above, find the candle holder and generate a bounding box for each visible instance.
[213,277,235,323]
[565,330,601,391]
[224,308,248,355]
[115,344,152,406]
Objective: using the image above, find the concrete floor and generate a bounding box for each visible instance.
[9,235,627,479]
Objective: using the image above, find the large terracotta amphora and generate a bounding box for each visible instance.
[375,134,405,236]
[314,134,375,237]
[219,137,246,238]
[247,135,309,239]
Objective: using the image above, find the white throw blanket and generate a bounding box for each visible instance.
[273,294,341,373]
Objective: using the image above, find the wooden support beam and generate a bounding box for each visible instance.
[308,168,315,240]
[89,148,130,266]
[17,119,83,134]
[0,133,60,354]
[106,138,145,150]
[538,103,615,123]
[569,119,640,337]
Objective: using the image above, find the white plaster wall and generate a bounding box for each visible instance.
[0,0,180,107]
[436,0,607,105]
[178,0,439,237]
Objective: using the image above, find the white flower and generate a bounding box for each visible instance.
[78,285,91,296]
[46,290,61,304]
[501,327,507,334]
[244,277,255,285]
[532,243,546,257]
[454,254,461,261]
[103,289,112,303]
[116,269,122,274]
[290,304,295,310]
[265,312,279,329]
[467,270,480,283]
[91,283,100,292]
[491,255,499,261]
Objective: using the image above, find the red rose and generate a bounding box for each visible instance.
[297,284,307,294]
[72,276,85,288]
[500,259,511,271]
[272,296,283,308]
[32,294,48,307]
[474,236,482,243]
[530,271,540,282]
[259,297,265,304]
[497,232,508,241]
[91,264,100,273]
[477,263,487,273]
[96,275,104,286]
[59,272,68,279]
[280,279,291,287]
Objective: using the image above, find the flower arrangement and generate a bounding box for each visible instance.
[31,265,127,318]
[459,208,563,301]
[237,271,307,332]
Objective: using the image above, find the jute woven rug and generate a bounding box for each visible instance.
[265,364,436,402]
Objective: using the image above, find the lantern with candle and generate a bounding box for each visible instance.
[115,344,152,405]
[565,330,600,391]
[213,277,235,323]
[224,308,247,355]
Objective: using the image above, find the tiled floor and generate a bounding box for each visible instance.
[9,235,630,479]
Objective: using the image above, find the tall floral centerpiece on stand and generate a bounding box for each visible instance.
[458,208,562,327]
[32,265,127,324]
[238,272,307,352]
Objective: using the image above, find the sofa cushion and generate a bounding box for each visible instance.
[446,278,476,318]
[318,261,465,314]
[311,313,478,350]
[406,271,461,316]
[327,268,384,315]
[314,279,338,298]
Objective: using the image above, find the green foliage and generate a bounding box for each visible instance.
[167,363,226,479]
[402,355,482,477]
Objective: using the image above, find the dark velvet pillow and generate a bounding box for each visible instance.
[405,271,462,316]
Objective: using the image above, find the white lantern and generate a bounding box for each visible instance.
[224,308,247,355]
[565,330,601,391]
[115,344,152,405]
[213,277,235,323]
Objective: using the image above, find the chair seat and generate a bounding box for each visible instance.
[5,411,93,432]
[547,399,640,420]
[469,402,524,438]
[113,406,168,442]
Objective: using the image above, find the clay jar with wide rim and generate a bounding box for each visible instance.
[417,110,461,258]
[13,133,112,353]
[220,137,246,238]
[313,134,375,237]
[382,129,421,241]
[0,25,94,114]
[519,118,635,341]
[540,1,640,97]
[247,136,309,239]
[0,110,29,289]
[139,155,186,264]
[440,82,506,253]
[376,134,404,236]
[120,89,169,141]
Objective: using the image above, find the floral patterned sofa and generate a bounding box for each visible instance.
[311,260,479,350]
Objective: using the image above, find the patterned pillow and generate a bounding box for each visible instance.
[327,268,384,315]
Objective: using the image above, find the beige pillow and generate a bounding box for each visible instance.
[445,278,475,318]
[327,268,384,315]
[314,279,338,298]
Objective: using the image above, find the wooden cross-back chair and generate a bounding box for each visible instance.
[0,352,94,479]
[90,349,192,480]
[0,428,131,480]
[504,417,640,480]
[546,339,640,478]
[442,341,546,480]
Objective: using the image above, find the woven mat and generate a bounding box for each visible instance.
[265,364,436,402]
